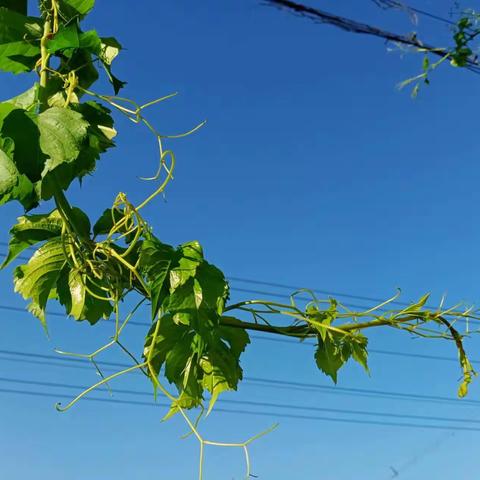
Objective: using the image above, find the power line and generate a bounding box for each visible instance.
[263,0,480,75]
[1,375,479,425]
[1,383,480,432]
[0,349,477,407]
[371,0,460,28]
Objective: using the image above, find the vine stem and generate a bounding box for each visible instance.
[39,19,51,110]
[38,5,88,241]
[220,308,468,337]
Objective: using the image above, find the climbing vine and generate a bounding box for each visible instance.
[0,1,479,478]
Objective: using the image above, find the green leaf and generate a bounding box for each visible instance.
[1,209,63,267]
[0,104,45,181]
[46,24,80,56]
[0,138,36,210]
[143,314,190,380]
[73,101,116,152]
[6,84,38,109]
[307,298,337,342]
[100,37,122,64]
[314,334,346,383]
[70,206,91,238]
[57,266,112,324]
[169,243,202,291]
[0,8,42,74]
[92,207,124,237]
[53,47,98,93]
[0,8,41,42]
[202,324,249,414]
[166,277,200,326]
[38,106,88,169]
[57,267,85,319]
[315,331,370,382]
[218,317,251,358]
[13,238,66,331]
[193,262,230,315]
[57,0,95,20]
[80,30,102,51]
[139,236,176,319]
[163,391,200,421]
[0,40,40,73]
[144,314,249,416]
[37,106,88,198]
[349,333,369,374]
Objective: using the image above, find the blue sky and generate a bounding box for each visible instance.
[1,1,480,479]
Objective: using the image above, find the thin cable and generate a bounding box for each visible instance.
[1,349,479,407]
[0,375,478,425]
[371,0,460,27]
[263,0,480,75]
[1,386,480,432]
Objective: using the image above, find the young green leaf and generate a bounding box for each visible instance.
[349,333,369,374]
[95,36,125,93]
[314,334,347,383]
[13,238,66,331]
[1,209,63,267]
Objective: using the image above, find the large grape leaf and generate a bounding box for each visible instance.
[0,104,46,180]
[201,321,250,414]
[47,25,102,59]
[142,236,245,415]
[37,106,89,199]
[1,209,63,267]
[139,236,177,319]
[6,84,38,109]
[0,137,36,209]
[144,314,249,417]
[69,101,116,177]
[0,7,42,73]
[13,238,66,331]
[314,331,369,383]
[56,0,95,20]
[57,266,113,324]
[314,334,346,383]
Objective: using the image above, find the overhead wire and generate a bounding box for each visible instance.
[0,349,479,407]
[371,0,461,27]
[263,0,480,75]
[1,380,480,432]
[2,375,480,425]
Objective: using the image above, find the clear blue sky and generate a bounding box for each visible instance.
[1,1,480,478]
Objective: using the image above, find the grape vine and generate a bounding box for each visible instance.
[0,1,479,478]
